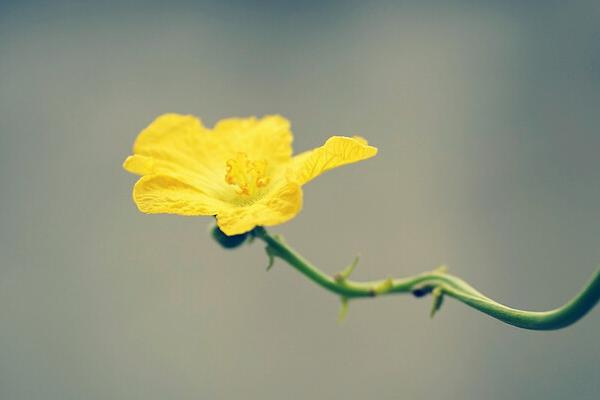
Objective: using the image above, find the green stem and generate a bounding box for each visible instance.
[253,227,600,331]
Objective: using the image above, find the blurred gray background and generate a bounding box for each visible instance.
[1,1,599,399]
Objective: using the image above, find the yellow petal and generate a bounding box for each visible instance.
[133,175,226,215]
[132,113,208,159]
[213,115,293,166]
[216,181,303,235]
[124,113,227,194]
[123,154,155,176]
[291,136,378,185]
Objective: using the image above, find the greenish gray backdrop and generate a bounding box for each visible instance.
[1,1,599,399]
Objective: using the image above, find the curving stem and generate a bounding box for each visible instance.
[252,227,600,330]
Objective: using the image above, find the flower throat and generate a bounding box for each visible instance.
[225,152,270,196]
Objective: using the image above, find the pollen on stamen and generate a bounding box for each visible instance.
[224,152,269,196]
[256,176,270,187]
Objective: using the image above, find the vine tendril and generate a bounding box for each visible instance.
[252,227,600,330]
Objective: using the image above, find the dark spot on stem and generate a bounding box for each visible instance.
[412,286,433,298]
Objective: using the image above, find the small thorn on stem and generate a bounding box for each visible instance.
[334,255,360,283]
[265,246,277,271]
[374,277,394,295]
[430,287,444,318]
[433,265,449,274]
[338,297,350,322]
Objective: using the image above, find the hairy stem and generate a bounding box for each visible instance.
[253,227,600,330]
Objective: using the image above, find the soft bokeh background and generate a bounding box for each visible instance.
[1,1,599,399]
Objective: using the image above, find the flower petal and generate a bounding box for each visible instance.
[133,175,226,215]
[291,136,378,185]
[131,113,208,164]
[213,115,293,166]
[124,113,227,194]
[216,181,303,235]
[123,154,155,176]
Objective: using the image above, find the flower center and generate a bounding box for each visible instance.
[225,152,270,196]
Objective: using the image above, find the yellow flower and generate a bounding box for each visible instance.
[123,114,377,236]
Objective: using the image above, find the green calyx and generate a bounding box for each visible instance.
[210,225,249,249]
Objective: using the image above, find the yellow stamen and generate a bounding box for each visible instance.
[225,152,270,196]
